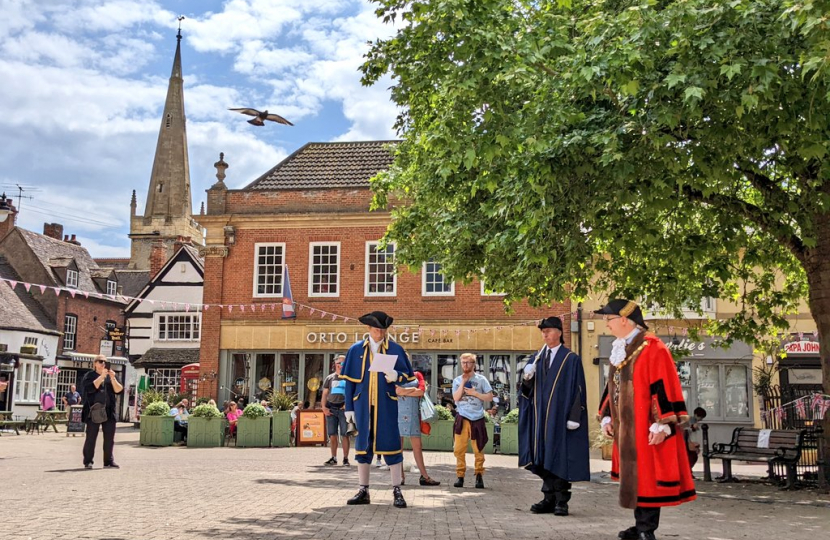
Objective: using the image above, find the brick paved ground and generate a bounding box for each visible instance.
[1,425,828,540]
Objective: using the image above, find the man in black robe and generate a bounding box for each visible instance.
[518,316,590,515]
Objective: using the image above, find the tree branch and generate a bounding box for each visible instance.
[681,185,807,263]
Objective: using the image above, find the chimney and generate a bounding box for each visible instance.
[68,234,81,246]
[0,196,18,240]
[150,240,166,278]
[64,235,69,242]
[43,223,64,240]
[173,235,192,254]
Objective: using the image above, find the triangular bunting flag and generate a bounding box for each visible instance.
[228,305,233,312]
[82,291,89,298]
[38,284,47,294]
[69,289,76,298]
[8,280,16,289]
[240,305,245,312]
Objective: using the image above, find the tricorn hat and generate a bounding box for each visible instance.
[538,316,565,344]
[358,310,394,329]
[594,299,649,330]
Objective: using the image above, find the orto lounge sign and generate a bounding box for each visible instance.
[783,341,820,355]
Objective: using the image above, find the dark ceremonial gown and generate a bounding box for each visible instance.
[519,346,590,482]
[343,337,414,465]
[598,333,696,509]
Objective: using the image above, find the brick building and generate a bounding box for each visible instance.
[196,142,571,411]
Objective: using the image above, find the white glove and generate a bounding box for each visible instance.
[522,362,537,380]
[345,411,355,424]
[601,416,612,427]
[649,422,671,435]
[384,370,398,383]
[566,421,580,430]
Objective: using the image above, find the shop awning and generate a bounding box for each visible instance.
[132,348,200,368]
[65,352,128,366]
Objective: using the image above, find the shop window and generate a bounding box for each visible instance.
[253,243,285,297]
[254,353,276,401]
[157,313,201,341]
[66,269,79,289]
[422,260,454,296]
[410,353,434,401]
[309,243,339,297]
[280,353,300,400]
[692,363,751,421]
[148,368,181,397]
[365,241,396,296]
[14,359,41,403]
[485,354,511,412]
[63,314,77,351]
[304,353,325,406]
[56,369,78,410]
[436,354,458,406]
[230,353,250,399]
[24,336,39,355]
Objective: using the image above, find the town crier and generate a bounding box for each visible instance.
[518,316,590,516]
[596,299,696,540]
[342,311,415,508]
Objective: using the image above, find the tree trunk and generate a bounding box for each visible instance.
[805,211,830,490]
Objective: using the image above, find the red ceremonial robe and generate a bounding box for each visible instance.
[598,332,696,509]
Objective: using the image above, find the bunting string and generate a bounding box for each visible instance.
[760,393,830,423]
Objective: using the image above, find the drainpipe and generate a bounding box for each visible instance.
[577,302,584,359]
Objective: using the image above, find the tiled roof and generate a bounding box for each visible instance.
[0,256,59,335]
[90,269,115,279]
[48,257,75,268]
[94,258,131,270]
[115,270,150,298]
[133,347,199,367]
[245,141,398,190]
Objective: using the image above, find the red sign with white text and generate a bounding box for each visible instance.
[783,341,820,355]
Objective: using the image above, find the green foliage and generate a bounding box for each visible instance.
[191,404,223,419]
[144,401,171,417]
[140,388,166,405]
[195,397,210,406]
[167,392,190,406]
[242,403,270,419]
[360,0,830,356]
[590,426,613,450]
[433,404,454,421]
[266,390,296,412]
[501,408,520,424]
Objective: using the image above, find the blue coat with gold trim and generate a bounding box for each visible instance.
[342,338,414,455]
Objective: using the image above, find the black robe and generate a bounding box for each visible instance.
[519,346,591,482]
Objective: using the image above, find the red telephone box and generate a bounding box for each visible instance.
[180,363,200,395]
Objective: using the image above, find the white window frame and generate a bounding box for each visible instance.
[308,242,340,297]
[66,269,79,289]
[253,242,286,298]
[157,313,201,342]
[63,314,77,351]
[480,280,506,296]
[422,260,454,296]
[365,241,397,296]
[148,368,181,397]
[106,280,117,296]
[14,359,41,404]
[23,336,39,354]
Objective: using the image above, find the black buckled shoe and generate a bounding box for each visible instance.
[453,477,464,488]
[346,487,370,505]
[475,474,484,489]
[530,499,555,514]
[392,486,407,508]
[618,527,638,540]
[553,502,568,516]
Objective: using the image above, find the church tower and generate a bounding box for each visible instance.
[129,28,203,270]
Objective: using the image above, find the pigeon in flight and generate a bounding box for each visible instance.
[229,108,294,127]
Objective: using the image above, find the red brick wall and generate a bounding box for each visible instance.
[56,296,126,356]
[225,188,371,214]
[198,255,225,399]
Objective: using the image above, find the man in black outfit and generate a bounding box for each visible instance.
[81,355,123,469]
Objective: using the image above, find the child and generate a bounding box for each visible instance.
[685,407,707,472]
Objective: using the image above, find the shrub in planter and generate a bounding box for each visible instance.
[267,391,295,447]
[237,403,271,447]
[187,404,225,448]
[140,401,173,447]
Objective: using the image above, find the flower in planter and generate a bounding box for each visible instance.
[242,403,270,419]
[144,401,171,416]
[266,390,296,412]
[500,409,519,424]
[433,404,454,421]
[191,404,223,419]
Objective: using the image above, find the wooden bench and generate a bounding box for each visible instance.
[0,419,26,435]
[705,427,805,489]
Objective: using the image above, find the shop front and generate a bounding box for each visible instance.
[216,322,541,411]
[780,338,823,390]
[597,335,755,444]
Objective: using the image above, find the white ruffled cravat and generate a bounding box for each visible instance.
[609,338,627,367]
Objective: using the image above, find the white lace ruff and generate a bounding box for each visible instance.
[609,338,627,367]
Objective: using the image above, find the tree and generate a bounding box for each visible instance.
[362,0,830,463]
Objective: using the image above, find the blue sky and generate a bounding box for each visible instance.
[0,0,399,257]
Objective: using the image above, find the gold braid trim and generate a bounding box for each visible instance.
[619,301,638,318]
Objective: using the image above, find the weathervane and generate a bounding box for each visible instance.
[177,15,185,39]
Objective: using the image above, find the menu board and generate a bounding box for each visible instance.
[67,405,84,434]
[296,410,326,446]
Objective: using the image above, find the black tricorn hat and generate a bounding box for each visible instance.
[358,311,394,329]
[538,316,565,344]
[594,299,649,330]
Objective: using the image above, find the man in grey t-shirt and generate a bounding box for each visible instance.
[322,355,350,466]
[452,353,493,489]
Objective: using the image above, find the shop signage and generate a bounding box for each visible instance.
[783,341,820,355]
[297,410,326,446]
[105,320,117,331]
[99,339,113,356]
[108,328,125,341]
[305,331,420,345]
[598,335,753,360]
[788,368,822,384]
[67,405,84,434]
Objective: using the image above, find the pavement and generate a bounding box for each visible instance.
[1,425,828,540]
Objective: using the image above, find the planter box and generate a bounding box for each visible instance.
[237,416,271,447]
[140,415,174,447]
[421,419,455,451]
[271,411,292,447]
[187,416,226,448]
[500,423,519,455]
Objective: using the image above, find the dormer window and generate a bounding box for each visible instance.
[106,280,117,296]
[66,269,79,288]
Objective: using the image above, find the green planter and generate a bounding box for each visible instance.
[271,411,292,447]
[476,422,494,454]
[421,419,455,451]
[500,423,519,455]
[140,415,174,447]
[237,416,271,447]
[187,416,226,448]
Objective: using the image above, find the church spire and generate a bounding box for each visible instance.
[143,25,191,219]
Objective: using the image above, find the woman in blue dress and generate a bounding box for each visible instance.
[397,371,440,486]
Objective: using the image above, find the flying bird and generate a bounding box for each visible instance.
[229,108,294,127]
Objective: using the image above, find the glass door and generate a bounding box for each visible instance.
[279,353,300,402]
[303,353,325,407]
[437,354,458,407]
[255,353,276,401]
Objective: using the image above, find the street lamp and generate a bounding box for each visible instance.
[0,194,11,223]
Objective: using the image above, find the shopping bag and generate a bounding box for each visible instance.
[419,396,437,424]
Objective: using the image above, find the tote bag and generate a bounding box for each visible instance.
[419,396,437,424]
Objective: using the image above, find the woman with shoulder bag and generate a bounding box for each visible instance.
[81,355,123,469]
[396,371,440,486]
